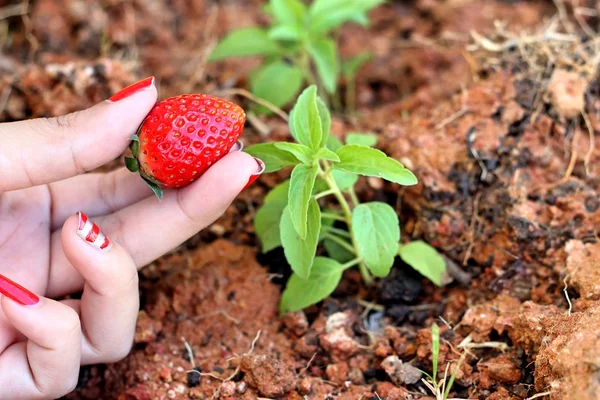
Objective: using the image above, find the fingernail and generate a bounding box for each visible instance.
[0,274,40,306]
[77,211,112,252]
[229,140,244,153]
[243,158,265,191]
[108,76,155,102]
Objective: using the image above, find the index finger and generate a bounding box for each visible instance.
[0,77,157,193]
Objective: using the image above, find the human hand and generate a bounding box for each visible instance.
[0,77,263,399]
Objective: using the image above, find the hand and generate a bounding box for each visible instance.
[0,77,263,399]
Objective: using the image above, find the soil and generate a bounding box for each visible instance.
[2,0,600,399]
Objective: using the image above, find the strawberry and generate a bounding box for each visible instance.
[125,94,246,198]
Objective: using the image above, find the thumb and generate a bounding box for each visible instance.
[0,76,157,193]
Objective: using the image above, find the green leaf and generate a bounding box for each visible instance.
[332,169,358,191]
[269,0,307,26]
[324,239,355,263]
[269,25,302,41]
[288,164,319,238]
[309,0,385,35]
[245,143,299,173]
[210,28,281,61]
[307,39,340,94]
[274,142,313,164]
[431,323,440,382]
[280,200,321,279]
[352,202,400,277]
[326,134,344,151]
[254,181,290,253]
[398,241,446,286]
[317,97,331,148]
[342,52,372,79]
[291,85,323,151]
[266,179,291,202]
[125,157,139,172]
[280,257,346,313]
[315,148,340,162]
[255,202,286,252]
[251,62,304,113]
[346,132,377,147]
[335,144,418,185]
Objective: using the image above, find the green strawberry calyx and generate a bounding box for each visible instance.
[125,134,164,200]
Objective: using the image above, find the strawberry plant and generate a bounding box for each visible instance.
[245,86,447,313]
[209,0,383,113]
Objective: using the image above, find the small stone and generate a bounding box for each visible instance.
[381,355,422,385]
[219,381,236,397]
[320,328,359,361]
[325,362,349,385]
[546,68,587,120]
[159,367,172,382]
[297,377,312,395]
[166,390,176,399]
[282,311,309,336]
[325,312,351,333]
[236,381,247,394]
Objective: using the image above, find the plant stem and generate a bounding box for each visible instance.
[348,188,360,207]
[314,189,336,200]
[322,232,356,255]
[320,165,373,285]
[341,258,363,270]
[321,213,346,222]
[326,227,351,238]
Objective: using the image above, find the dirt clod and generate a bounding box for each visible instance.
[240,354,295,397]
[381,355,422,385]
[546,69,587,120]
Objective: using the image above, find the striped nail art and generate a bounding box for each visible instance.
[77,211,112,251]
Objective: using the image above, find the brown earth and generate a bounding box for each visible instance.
[2,0,600,399]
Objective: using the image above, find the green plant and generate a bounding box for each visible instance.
[421,324,467,400]
[209,0,384,113]
[245,85,447,313]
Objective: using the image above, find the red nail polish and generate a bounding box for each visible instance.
[0,274,40,306]
[77,211,112,251]
[242,158,265,191]
[108,76,155,102]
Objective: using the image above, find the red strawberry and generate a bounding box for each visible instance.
[126,94,246,198]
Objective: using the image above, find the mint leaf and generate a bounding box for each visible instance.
[245,143,299,173]
[254,181,290,253]
[317,97,331,148]
[251,61,304,113]
[280,257,346,313]
[335,144,418,185]
[352,202,400,277]
[280,200,321,279]
[210,28,281,61]
[269,0,307,26]
[332,169,358,191]
[346,132,377,147]
[315,148,340,162]
[269,25,302,41]
[309,0,385,35]
[326,134,344,151]
[274,142,313,164]
[255,202,286,252]
[324,238,354,263]
[288,164,319,238]
[307,39,340,94]
[399,241,447,286]
[291,85,323,151]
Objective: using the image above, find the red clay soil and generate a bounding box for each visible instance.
[2,0,600,399]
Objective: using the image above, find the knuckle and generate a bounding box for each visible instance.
[60,308,82,339]
[105,341,133,363]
